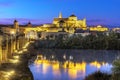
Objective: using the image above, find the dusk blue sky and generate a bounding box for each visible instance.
[0,0,120,26]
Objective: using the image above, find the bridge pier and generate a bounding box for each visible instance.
[0,33,30,65]
[0,42,2,64]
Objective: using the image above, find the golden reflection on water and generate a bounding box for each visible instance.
[42,63,50,74]
[34,55,108,79]
[90,61,106,69]
[52,62,61,76]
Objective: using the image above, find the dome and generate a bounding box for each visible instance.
[69,14,76,17]
[28,21,31,24]
[14,20,18,23]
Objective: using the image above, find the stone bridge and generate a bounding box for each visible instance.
[0,32,30,64]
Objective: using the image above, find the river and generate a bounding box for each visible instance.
[29,49,120,80]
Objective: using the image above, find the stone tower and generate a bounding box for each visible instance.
[27,21,32,27]
[14,20,19,32]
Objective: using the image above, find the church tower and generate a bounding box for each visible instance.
[59,12,62,18]
[14,20,19,32]
[27,21,32,27]
[83,18,87,27]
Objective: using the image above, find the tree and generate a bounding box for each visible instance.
[112,58,120,80]
[84,71,111,80]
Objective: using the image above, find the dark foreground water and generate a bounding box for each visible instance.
[29,49,120,80]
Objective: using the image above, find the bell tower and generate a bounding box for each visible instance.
[14,20,19,32]
[59,12,62,18]
[27,21,32,27]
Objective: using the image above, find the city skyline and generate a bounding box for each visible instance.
[0,0,120,27]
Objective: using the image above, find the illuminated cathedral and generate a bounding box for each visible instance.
[52,12,87,29]
[1,12,108,40]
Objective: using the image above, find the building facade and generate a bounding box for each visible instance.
[89,25,108,32]
[53,12,87,30]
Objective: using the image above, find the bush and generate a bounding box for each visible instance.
[112,58,120,80]
[84,71,111,80]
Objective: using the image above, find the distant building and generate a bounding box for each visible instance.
[112,28,120,33]
[74,29,90,37]
[1,20,38,40]
[89,25,108,32]
[53,12,87,30]
[40,31,68,40]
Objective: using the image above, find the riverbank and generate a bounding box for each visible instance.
[33,39,120,50]
[0,42,36,80]
[33,32,120,50]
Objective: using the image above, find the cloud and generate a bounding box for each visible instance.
[0,18,48,25]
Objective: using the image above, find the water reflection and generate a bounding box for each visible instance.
[30,50,120,80]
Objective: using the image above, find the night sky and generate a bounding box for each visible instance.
[0,0,120,27]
